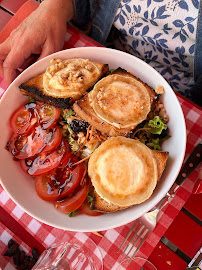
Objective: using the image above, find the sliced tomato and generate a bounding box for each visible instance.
[10,102,60,134]
[36,102,61,129]
[8,129,44,159]
[20,139,68,176]
[54,178,89,213]
[8,125,62,159]
[10,103,37,134]
[35,170,60,202]
[58,162,85,195]
[41,125,62,152]
[79,199,103,216]
[34,161,85,202]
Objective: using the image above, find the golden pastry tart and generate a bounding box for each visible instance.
[43,58,104,99]
[88,137,158,207]
[19,58,109,108]
[88,73,151,129]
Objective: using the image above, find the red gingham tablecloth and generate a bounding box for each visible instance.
[0,23,202,270]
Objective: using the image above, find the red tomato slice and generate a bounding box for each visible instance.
[60,150,78,168]
[36,102,61,129]
[35,162,85,202]
[54,178,89,213]
[10,102,60,134]
[20,139,68,176]
[79,199,103,216]
[10,103,37,134]
[41,125,62,152]
[8,129,44,159]
[8,125,62,159]
[58,162,85,195]
[35,170,61,202]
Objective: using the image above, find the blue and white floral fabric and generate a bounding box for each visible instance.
[113,0,199,98]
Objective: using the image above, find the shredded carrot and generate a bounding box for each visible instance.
[75,125,91,153]
[96,134,102,141]
[72,154,93,166]
[92,232,104,238]
[75,143,85,154]
[100,135,107,141]
[86,125,91,138]
[70,116,82,120]
[80,169,87,185]
[89,126,94,140]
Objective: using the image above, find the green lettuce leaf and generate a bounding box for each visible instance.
[68,212,74,217]
[148,116,167,135]
[63,109,75,121]
[151,138,161,150]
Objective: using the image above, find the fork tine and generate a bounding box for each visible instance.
[129,228,150,263]
[117,222,137,253]
[121,223,142,255]
[124,225,146,258]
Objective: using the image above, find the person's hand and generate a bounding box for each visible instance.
[0,0,74,86]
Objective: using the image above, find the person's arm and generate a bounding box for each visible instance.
[0,0,74,86]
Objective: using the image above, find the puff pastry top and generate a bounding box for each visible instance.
[88,74,151,129]
[88,137,158,206]
[43,58,100,99]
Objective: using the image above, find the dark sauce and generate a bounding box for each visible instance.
[23,140,66,176]
[25,156,36,167]
[5,141,10,151]
[18,103,37,133]
[52,166,73,194]
[20,102,52,132]
[26,152,50,175]
[9,125,54,158]
[46,153,77,195]
[65,157,77,169]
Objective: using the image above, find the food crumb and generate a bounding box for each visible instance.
[155,85,164,94]
[166,261,172,265]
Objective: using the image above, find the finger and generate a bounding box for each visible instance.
[37,38,56,62]
[0,39,10,60]
[20,54,40,70]
[33,47,42,55]
[0,60,4,75]
[0,40,10,76]
[3,46,32,85]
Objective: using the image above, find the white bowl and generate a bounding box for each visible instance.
[0,47,186,232]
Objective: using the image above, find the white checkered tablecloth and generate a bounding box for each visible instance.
[0,22,202,270]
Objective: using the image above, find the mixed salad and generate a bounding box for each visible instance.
[6,91,170,217]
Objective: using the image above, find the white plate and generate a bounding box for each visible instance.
[0,47,186,232]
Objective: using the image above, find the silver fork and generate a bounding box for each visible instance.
[117,185,177,262]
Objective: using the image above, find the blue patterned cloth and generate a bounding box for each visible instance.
[113,0,199,99]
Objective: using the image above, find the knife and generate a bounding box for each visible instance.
[157,142,202,211]
[175,142,202,186]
